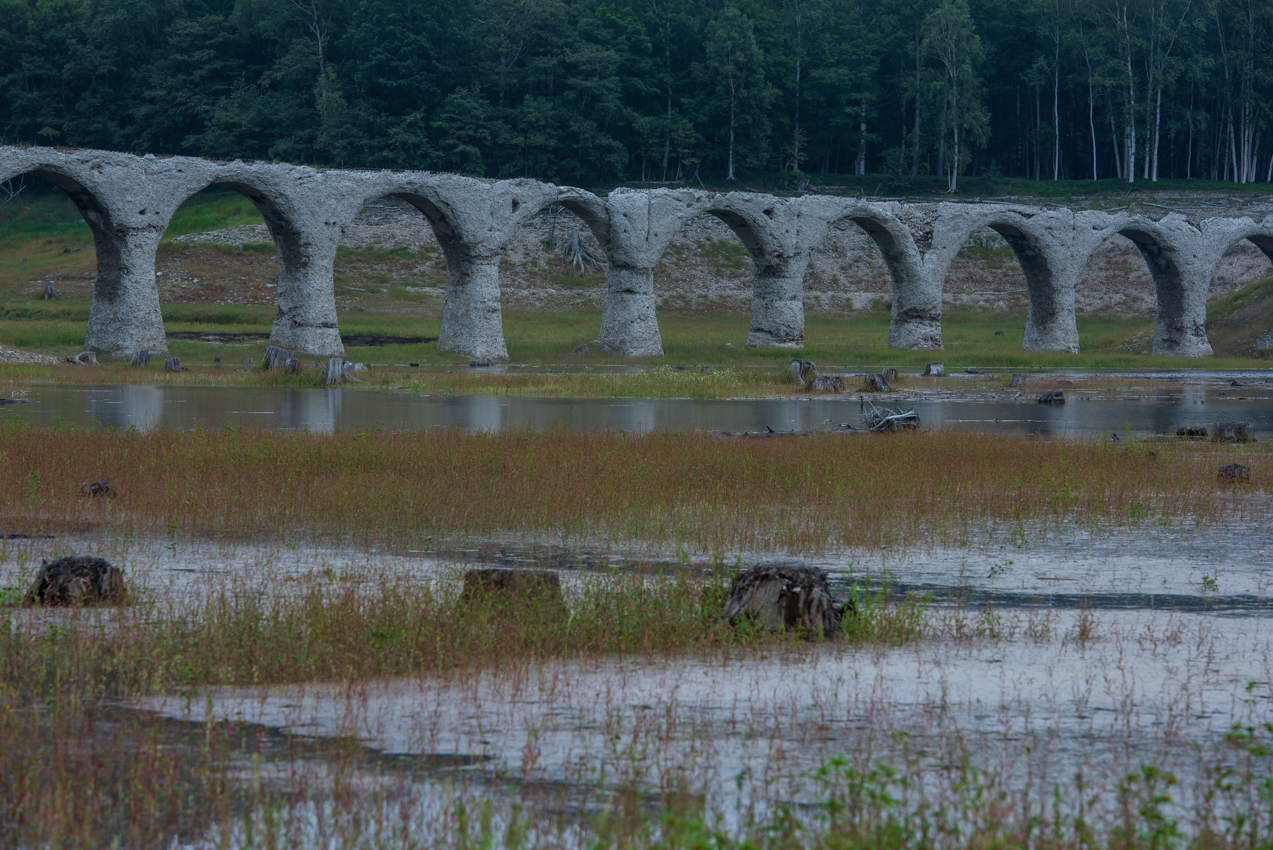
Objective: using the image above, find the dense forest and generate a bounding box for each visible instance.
[0,0,1269,188]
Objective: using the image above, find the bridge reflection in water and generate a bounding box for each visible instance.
[8,383,1272,439]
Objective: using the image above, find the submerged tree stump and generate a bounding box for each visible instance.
[79,478,117,498]
[460,569,565,609]
[723,563,849,640]
[23,556,126,607]
[1213,421,1256,443]
[1218,464,1251,483]
[1037,391,1066,404]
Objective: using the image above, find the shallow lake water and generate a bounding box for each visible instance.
[1,376,1272,437]
[4,515,1273,844]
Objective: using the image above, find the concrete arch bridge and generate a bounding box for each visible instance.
[4,145,1270,359]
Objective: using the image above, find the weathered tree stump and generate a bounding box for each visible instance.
[263,346,293,371]
[723,563,848,640]
[65,351,98,366]
[880,367,898,383]
[1176,426,1209,438]
[320,358,349,385]
[284,358,302,375]
[857,372,892,393]
[1218,464,1251,483]
[43,283,55,300]
[460,569,564,607]
[789,359,818,384]
[1212,421,1255,443]
[1037,391,1065,404]
[129,350,150,367]
[922,362,944,377]
[805,375,846,393]
[23,556,126,607]
[164,357,181,372]
[79,478,117,498]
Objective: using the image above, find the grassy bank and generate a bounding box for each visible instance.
[4,299,1267,381]
[0,425,1263,553]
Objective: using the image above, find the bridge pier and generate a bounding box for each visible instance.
[598,266,663,357]
[595,188,702,358]
[438,254,508,361]
[84,225,169,355]
[746,257,807,348]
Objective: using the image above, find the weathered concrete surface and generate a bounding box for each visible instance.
[373,174,560,361]
[578,187,700,357]
[3,144,1268,360]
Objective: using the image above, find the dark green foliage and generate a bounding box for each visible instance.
[0,0,1269,185]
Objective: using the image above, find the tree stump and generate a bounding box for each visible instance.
[857,373,892,393]
[460,569,564,608]
[262,346,294,371]
[43,283,55,300]
[79,478,117,498]
[65,351,98,366]
[789,359,818,384]
[922,362,944,377]
[164,357,181,372]
[320,358,347,385]
[880,367,898,383]
[23,556,126,607]
[129,350,150,367]
[1009,373,1025,388]
[284,358,302,375]
[1218,464,1250,483]
[1212,422,1255,443]
[1037,391,1065,404]
[723,563,849,640]
[805,375,846,393]
[1176,426,1209,438]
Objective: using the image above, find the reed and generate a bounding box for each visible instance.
[0,424,1263,554]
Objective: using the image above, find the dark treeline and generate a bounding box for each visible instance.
[0,0,1269,188]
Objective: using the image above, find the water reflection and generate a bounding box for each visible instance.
[2,384,1271,437]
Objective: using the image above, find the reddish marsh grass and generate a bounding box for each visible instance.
[0,424,1263,553]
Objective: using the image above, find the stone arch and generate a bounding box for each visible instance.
[814,206,930,350]
[166,169,347,354]
[1204,230,1273,291]
[927,207,1079,353]
[696,194,812,349]
[1,153,173,354]
[1074,214,1209,356]
[358,174,560,361]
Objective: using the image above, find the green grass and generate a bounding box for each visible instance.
[1206,275,1273,358]
[2,301,1267,385]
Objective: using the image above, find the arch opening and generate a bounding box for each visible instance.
[0,173,114,314]
[159,185,283,315]
[939,225,1034,344]
[1204,236,1273,358]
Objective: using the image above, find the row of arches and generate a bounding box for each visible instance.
[3,146,1270,360]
